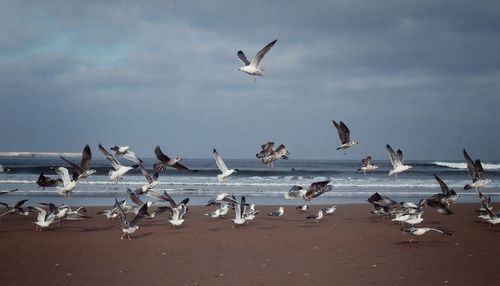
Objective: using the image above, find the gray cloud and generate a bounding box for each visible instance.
[0,0,499,161]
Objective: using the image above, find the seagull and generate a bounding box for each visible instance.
[0,199,30,217]
[205,208,222,219]
[306,209,324,223]
[232,196,247,227]
[401,227,453,243]
[386,144,412,179]
[98,200,127,220]
[256,142,290,167]
[53,167,78,197]
[268,207,284,218]
[357,156,378,175]
[0,188,18,195]
[115,198,149,240]
[213,148,238,183]
[285,180,333,202]
[0,164,10,172]
[110,145,143,164]
[153,145,192,172]
[430,175,459,207]
[36,173,63,189]
[243,204,260,222]
[368,192,397,216]
[98,144,139,183]
[322,206,337,215]
[425,198,453,215]
[59,145,96,179]
[332,120,358,153]
[296,203,309,213]
[399,199,425,214]
[475,190,493,215]
[155,191,189,228]
[32,206,56,230]
[480,202,500,225]
[61,206,90,220]
[463,149,491,190]
[138,165,160,193]
[237,39,277,80]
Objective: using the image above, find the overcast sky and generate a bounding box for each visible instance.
[1,0,499,161]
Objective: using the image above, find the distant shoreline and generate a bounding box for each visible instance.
[0,152,80,157]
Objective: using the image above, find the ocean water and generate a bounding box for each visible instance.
[0,157,499,206]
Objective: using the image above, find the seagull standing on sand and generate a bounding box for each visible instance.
[232,196,247,227]
[358,156,378,175]
[59,145,96,179]
[386,144,412,179]
[401,227,453,243]
[237,39,277,81]
[332,120,358,154]
[322,206,337,215]
[98,144,138,183]
[155,191,189,229]
[153,145,192,172]
[306,209,324,223]
[213,148,237,183]
[110,145,143,164]
[463,149,491,190]
[54,167,78,197]
[268,207,284,218]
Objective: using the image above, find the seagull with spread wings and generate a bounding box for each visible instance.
[463,149,491,190]
[110,145,143,164]
[386,144,412,179]
[237,39,277,80]
[357,156,378,175]
[98,144,138,183]
[213,148,237,183]
[59,145,96,179]
[332,120,358,154]
[153,145,192,172]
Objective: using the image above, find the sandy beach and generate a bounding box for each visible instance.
[1,203,499,285]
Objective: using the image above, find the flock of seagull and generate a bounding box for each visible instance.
[0,39,496,242]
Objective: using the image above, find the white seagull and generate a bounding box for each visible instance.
[110,145,143,164]
[53,167,78,197]
[357,156,378,175]
[386,144,412,179]
[232,196,247,227]
[306,209,324,223]
[33,206,56,231]
[268,207,284,218]
[332,120,358,153]
[115,198,149,240]
[213,148,237,183]
[322,206,337,215]
[59,145,96,179]
[401,227,453,243]
[98,144,138,183]
[463,149,491,190]
[237,39,277,80]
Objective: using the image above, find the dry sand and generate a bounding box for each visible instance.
[1,203,499,285]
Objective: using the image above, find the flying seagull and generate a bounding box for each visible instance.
[153,145,192,172]
[285,180,333,203]
[430,175,459,207]
[213,148,237,183]
[332,120,358,153]
[0,164,10,173]
[237,39,277,80]
[256,142,290,167]
[386,144,412,179]
[0,189,18,195]
[53,167,78,197]
[110,145,143,164]
[463,149,491,190]
[155,191,190,229]
[357,156,378,175]
[480,202,500,225]
[115,198,149,240]
[137,165,160,194]
[98,144,138,183]
[59,145,96,179]
[401,227,453,243]
[232,196,248,227]
[32,206,56,231]
[0,199,30,217]
[36,173,63,189]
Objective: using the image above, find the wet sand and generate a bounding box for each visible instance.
[1,203,499,285]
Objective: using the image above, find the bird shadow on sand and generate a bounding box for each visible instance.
[395,240,450,246]
[483,227,500,233]
[296,223,325,228]
[132,232,154,239]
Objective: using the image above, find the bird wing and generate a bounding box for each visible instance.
[98,144,122,170]
[397,149,404,164]
[14,199,29,208]
[60,156,84,174]
[172,162,190,171]
[159,191,177,209]
[332,120,347,144]
[237,50,251,66]
[123,150,143,164]
[130,204,148,227]
[463,149,477,180]
[339,121,351,142]
[475,159,485,180]
[285,185,305,199]
[154,145,171,162]
[139,165,153,184]
[81,145,92,171]
[386,144,402,168]
[213,149,229,173]
[434,175,450,196]
[55,167,71,186]
[127,189,145,206]
[250,39,277,68]
[178,204,188,219]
